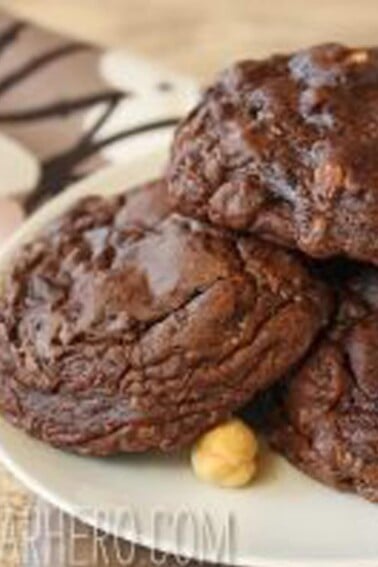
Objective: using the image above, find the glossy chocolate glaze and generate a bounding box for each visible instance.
[169,44,378,265]
[0,180,331,455]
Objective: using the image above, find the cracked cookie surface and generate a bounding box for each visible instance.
[254,267,378,502]
[168,44,378,265]
[0,180,331,455]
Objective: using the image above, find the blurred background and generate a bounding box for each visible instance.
[0,0,377,80]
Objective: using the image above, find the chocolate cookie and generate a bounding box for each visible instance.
[254,267,378,502]
[0,180,331,456]
[168,44,378,265]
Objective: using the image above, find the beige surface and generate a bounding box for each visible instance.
[0,0,377,80]
[0,1,376,566]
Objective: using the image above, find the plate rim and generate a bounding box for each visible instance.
[1,432,378,567]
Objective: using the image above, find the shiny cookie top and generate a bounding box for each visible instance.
[169,44,378,265]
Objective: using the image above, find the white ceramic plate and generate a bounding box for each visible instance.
[0,146,378,567]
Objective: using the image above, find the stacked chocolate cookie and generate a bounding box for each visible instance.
[0,180,330,455]
[168,43,378,502]
[1,43,377,502]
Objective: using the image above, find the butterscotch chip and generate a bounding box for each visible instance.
[191,419,258,488]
